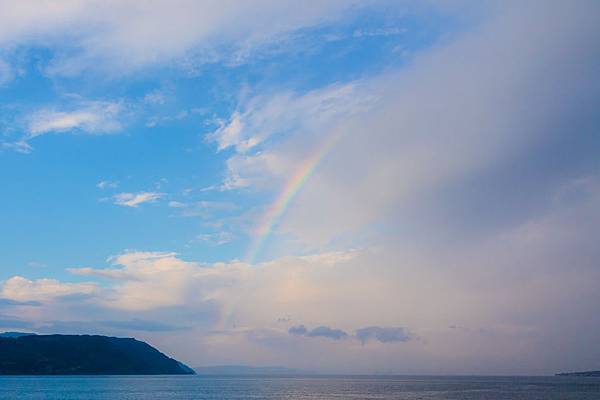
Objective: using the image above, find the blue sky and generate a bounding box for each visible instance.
[1,0,599,374]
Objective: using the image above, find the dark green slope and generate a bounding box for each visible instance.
[0,334,195,375]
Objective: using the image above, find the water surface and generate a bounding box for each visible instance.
[0,375,598,399]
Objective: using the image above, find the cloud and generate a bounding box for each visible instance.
[288,324,348,340]
[99,319,184,332]
[97,180,119,190]
[26,100,123,138]
[208,112,244,152]
[288,325,307,335]
[112,192,164,207]
[352,27,406,38]
[206,83,369,156]
[70,251,215,311]
[2,211,600,374]
[0,315,34,329]
[218,0,600,249]
[196,232,234,246]
[67,267,135,281]
[168,201,185,208]
[307,326,348,340]
[1,276,96,303]
[173,201,237,218]
[2,99,126,152]
[0,318,183,335]
[0,298,41,307]
[143,90,167,105]
[355,326,411,344]
[289,324,410,344]
[1,140,32,154]
[27,261,47,268]
[6,249,361,317]
[0,0,359,75]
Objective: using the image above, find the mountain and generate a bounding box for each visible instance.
[0,334,194,375]
[556,371,600,377]
[194,365,310,375]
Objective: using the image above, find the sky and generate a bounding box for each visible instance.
[0,0,599,375]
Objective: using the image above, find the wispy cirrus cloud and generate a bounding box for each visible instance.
[97,180,119,190]
[112,192,164,208]
[196,232,234,246]
[1,99,126,153]
[168,200,237,218]
[26,100,123,138]
[206,83,370,156]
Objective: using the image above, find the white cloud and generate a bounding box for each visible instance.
[97,180,118,190]
[172,200,237,218]
[26,100,123,138]
[217,0,600,248]
[208,112,244,152]
[143,90,167,105]
[44,249,364,317]
[1,276,96,302]
[207,83,370,155]
[196,232,234,246]
[352,27,406,38]
[3,201,600,374]
[112,192,164,207]
[0,0,359,75]
[1,140,32,154]
[145,110,189,128]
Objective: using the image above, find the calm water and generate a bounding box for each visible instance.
[0,375,598,399]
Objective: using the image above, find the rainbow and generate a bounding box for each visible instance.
[245,128,345,264]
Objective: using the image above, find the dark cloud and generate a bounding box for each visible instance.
[288,325,308,335]
[355,326,410,344]
[307,326,348,340]
[290,324,410,344]
[289,324,348,340]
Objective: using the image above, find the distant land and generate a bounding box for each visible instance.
[194,365,311,375]
[556,371,600,377]
[0,333,194,375]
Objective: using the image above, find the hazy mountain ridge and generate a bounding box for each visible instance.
[556,371,600,377]
[194,365,311,375]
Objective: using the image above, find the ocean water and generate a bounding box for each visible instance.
[0,375,598,399]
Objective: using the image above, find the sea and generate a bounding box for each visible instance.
[0,375,598,399]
